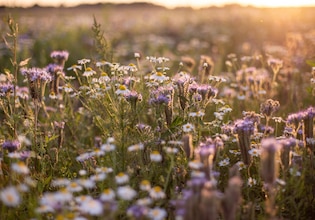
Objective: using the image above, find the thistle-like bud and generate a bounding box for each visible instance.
[221,175,243,220]
[260,138,280,185]
[199,181,219,220]
[182,134,194,159]
[278,138,296,170]
[234,119,255,165]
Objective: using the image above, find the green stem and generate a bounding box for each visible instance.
[164,155,174,192]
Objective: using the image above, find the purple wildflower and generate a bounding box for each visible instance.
[260,99,280,117]
[234,119,255,165]
[21,67,52,82]
[2,140,21,152]
[197,84,217,100]
[127,205,148,218]
[50,50,69,66]
[194,138,216,179]
[260,138,280,185]
[233,119,255,134]
[46,64,64,78]
[125,91,142,103]
[149,94,170,105]
[0,83,14,96]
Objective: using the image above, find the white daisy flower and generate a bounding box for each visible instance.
[77,179,95,189]
[248,148,261,157]
[150,151,162,162]
[78,58,91,65]
[35,204,55,213]
[128,143,144,152]
[90,173,107,182]
[149,186,166,200]
[79,169,87,176]
[76,152,92,162]
[63,83,74,93]
[83,67,96,77]
[218,158,230,167]
[91,148,105,157]
[164,147,179,154]
[75,195,93,204]
[100,188,115,202]
[182,123,194,133]
[247,177,257,187]
[96,60,110,67]
[0,186,21,207]
[11,161,29,174]
[95,167,113,174]
[117,186,137,201]
[67,64,82,71]
[140,180,151,191]
[51,178,71,187]
[137,197,153,206]
[66,181,83,192]
[229,149,241,155]
[80,199,103,216]
[148,207,167,220]
[99,72,110,83]
[55,188,73,203]
[150,72,169,82]
[100,143,116,152]
[115,172,129,185]
[115,84,130,96]
[236,161,246,170]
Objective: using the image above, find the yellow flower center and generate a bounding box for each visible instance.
[117,172,125,177]
[6,194,14,203]
[153,186,162,192]
[70,182,78,188]
[103,188,111,194]
[101,71,108,76]
[156,72,163,76]
[152,150,160,155]
[141,180,150,186]
[118,85,126,90]
[86,67,93,71]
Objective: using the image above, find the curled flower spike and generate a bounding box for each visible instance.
[260,99,280,117]
[50,50,69,67]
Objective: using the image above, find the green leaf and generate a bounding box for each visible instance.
[170,116,184,128]
[306,59,315,67]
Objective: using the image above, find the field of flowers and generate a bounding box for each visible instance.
[1,3,315,219]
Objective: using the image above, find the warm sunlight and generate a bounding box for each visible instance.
[3,0,315,8]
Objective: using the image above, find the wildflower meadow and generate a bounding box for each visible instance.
[1,3,315,220]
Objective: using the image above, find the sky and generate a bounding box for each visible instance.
[3,0,315,8]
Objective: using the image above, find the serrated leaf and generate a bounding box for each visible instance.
[19,57,31,67]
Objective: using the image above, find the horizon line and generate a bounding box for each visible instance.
[2,1,315,9]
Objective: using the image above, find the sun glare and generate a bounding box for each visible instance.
[235,0,315,7]
[3,0,315,8]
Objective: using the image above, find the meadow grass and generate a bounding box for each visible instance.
[0,5,315,219]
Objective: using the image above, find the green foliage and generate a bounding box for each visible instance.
[0,6,315,220]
